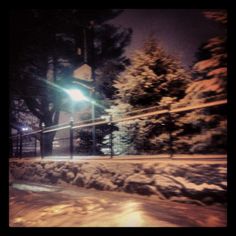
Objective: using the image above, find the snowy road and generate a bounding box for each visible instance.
[9,181,227,227]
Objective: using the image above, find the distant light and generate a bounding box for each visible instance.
[22,127,29,131]
[65,89,87,102]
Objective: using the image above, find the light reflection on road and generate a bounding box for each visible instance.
[9,182,226,227]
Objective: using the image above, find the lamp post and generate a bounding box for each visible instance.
[73,21,96,155]
[69,81,96,155]
[65,88,108,157]
[65,89,87,159]
[65,88,91,158]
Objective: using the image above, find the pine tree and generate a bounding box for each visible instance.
[10,10,132,155]
[176,10,227,154]
[184,10,227,103]
[103,36,190,155]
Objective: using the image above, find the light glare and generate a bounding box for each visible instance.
[22,127,29,131]
[66,89,87,101]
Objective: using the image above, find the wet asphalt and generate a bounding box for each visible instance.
[9,181,227,227]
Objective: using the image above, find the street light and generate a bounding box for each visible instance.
[65,87,96,158]
[65,87,109,157]
[65,88,86,159]
[65,89,88,102]
[22,127,29,132]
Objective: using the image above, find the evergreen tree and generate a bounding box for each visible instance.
[176,10,227,154]
[103,36,190,154]
[10,10,132,155]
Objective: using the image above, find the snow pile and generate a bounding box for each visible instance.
[9,159,227,206]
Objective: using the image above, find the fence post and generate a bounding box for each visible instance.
[19,131,23,158]
[9,136,13,158]
[40,123,45,159]
[92,102,96,155]
[15,133,19,157]
[34,136,37,157]
[167,105,173,158]
[109,115,113,159]
[70,118,74,160]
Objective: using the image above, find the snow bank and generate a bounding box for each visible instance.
[9,159,227,206]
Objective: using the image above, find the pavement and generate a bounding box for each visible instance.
[9,181,227,227]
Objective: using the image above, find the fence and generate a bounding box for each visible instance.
[9,99,227,159]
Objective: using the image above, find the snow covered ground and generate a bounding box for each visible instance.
[9,158,227,206]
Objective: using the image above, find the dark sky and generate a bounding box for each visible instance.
[109,9,226,68]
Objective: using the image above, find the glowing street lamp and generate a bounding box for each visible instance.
[65,88,89,159]
[65,87,106,157]
[65,89,88,102]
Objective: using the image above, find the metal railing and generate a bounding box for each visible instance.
[9,99,227,159]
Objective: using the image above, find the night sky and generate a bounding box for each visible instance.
[109,9,226,68]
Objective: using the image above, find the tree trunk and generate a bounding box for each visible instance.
[42,132,55,156]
